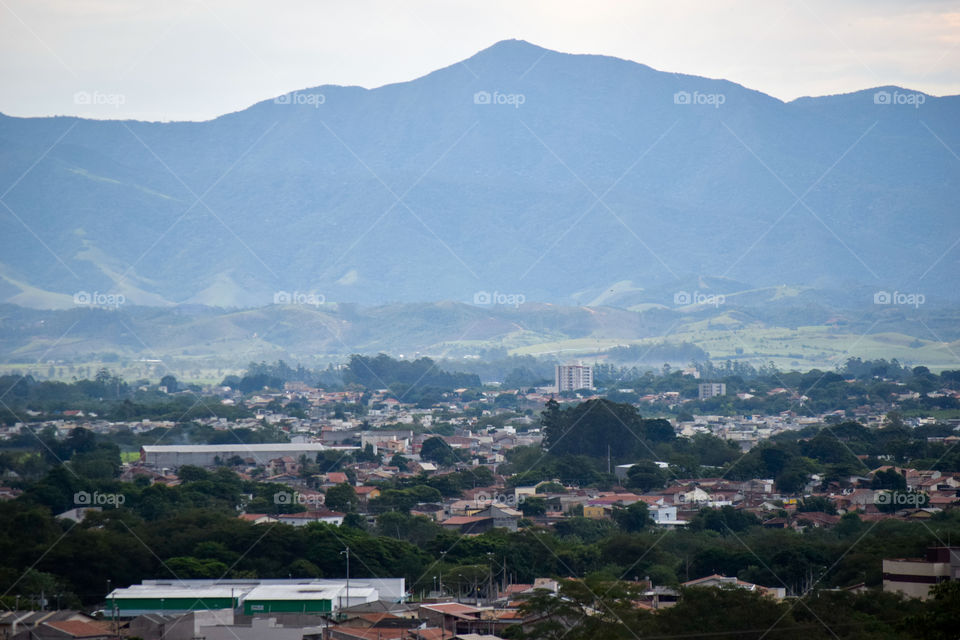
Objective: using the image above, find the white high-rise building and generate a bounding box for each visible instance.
[556,364,594,392]
[698,382,726,400]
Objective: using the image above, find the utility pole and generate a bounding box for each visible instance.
[341,546,350,615]
[502,556,507,594]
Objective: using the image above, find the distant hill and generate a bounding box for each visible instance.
[0,39,957,308]
[1,298,958,374]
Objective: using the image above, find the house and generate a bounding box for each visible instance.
[410,503,445,521]
[323,472,350,487]
[277,509,344,527]
[336,612,416,631]
[441,516,495,535]
[238,513,279,525]
[407,461,438,474]
[639,585,680,609]
[267,456,302,476]
[353,486,381,503]
[325,627,444,640]
[55,507,101,522]
[418,603,484,634]
[679,487,712,506]
[336,601,419,619]
[583,493,643,518]
[582,504,612,520]
[473,504,521,532]
[648,504,686,528]
[10,620,113,640]
[126,613,180,640]
[793,512,840,528]
[0,612,97,640]
[682,574,786,600]
[0,486,23,500]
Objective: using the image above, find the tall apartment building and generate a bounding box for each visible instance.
[698,382,726,400]
[556,364,594,392]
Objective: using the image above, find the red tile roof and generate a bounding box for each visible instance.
[44,620,111,638]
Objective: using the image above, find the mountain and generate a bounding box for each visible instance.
[0,39,957,309]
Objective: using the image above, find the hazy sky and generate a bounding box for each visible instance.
[2,0,959,121]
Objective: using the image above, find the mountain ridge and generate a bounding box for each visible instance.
[0,39,957,309]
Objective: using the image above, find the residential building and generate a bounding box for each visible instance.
[555,365,593,392]
[883,547,960,600]
[682,574,785,600]
[698,383,726,400]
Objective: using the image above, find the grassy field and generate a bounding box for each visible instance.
[508,325,960,372]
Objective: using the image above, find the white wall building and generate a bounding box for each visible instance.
[698,383,726,400]
[556,364,594,392]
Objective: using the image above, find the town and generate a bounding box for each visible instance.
[1,355,959,639]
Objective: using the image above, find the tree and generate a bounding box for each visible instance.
[420,437,457,466]
[177,466,209,482]
[520,497,547,517]
[542,399,647,459]
[356,443,382,464]
[324,483,357,513]
[872,468,907,491]
[160,374,178,393]
[651,586,803,639]
[510,577,650,640]
[288,558,322,578]
[624,462,666,492]
[612,502,650,532]
[690,506,758,533]
[908,580,960,640]
[390,453,409,471]
[642,418,675,443]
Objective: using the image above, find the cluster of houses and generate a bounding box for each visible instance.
[0,574,790,640]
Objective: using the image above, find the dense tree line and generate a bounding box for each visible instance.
[0,373,251,426]
[596,358,960,417]
[342,354,481,396]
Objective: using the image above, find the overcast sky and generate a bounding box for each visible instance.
[2,0,958,121]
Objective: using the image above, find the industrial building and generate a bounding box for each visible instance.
[140,444,357,469]
[107,579,405,617]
